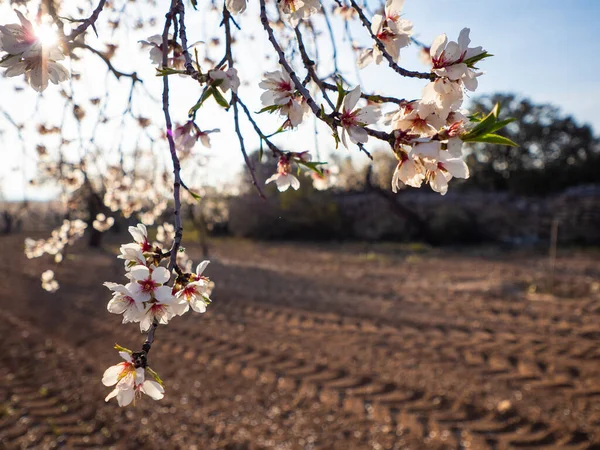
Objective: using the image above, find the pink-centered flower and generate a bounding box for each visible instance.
[391,150,425,192]
[339,86,381,149]
[266,156,300,192]
[357,0,412,68]
[175,260,212,314]
[129,265,173,303]
[103,351,164,407]
[104,282,146,324]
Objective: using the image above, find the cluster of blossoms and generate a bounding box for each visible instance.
[103,223,214,406]
[387,28,486,194]
[41,270,59,292]
[25,219,87,262]
[93,214,115,232]
[104,167,169,224]
[0,10,69,92]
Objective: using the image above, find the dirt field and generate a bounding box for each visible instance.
[1,234,600,449]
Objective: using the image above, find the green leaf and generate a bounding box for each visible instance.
[463,51,493,68]
[257,104,281,114]
[335,80,346,112]
[298,160,327,174]
[463,133,518,147]
[188,88,212,117]
[155,67,187,77]
[211,87,230,108]
[187,189,202,202]
[191,0,198,10]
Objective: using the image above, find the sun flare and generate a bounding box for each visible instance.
[35,23,58,46]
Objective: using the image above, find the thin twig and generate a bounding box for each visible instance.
[176,0,200,79]
[160,1,183,272]
[294,26,336,111]
[66,0,108,41]
[73,43,141,82]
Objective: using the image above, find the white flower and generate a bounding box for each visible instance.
[358,0,412,68]
[424,150,469,195]
[118,243,147,268]
[0,10,37,55]
[259,70,310,127]
[128,265,173,304]
[174,121,219,152]
[430,28,484,82]
[139,298,180,332]
[1,11,70,92]
[175,261,212,314]
[1,46,69,92]
[41,270,59,292]
[386,101,444,137]
[260,70,295,106]
[103,351,165,407]
[266,172,300,192]
[391,150,425,192]
[139,34,184,69]
[421,78,464,121]
[209,67,240,93]
[226,0,247,14]
[339,86,380,148]
[104,282,146,324]
[103,351,142,407]
[266,156,301,192]
[279,0,321,28]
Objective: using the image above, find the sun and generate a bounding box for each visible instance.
[35,23,58,46]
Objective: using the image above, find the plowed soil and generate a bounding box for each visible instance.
[1,234,600,450]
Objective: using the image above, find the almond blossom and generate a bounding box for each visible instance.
[139,34,185,69]
[128,265,173,304]
[0,11,70,92]
[266,156,301,192]
[386,101,444,137]
[391,150,425,192]
[421,29,485,119]
[209,67,240,94]
[339,86,381,149]
[0,10,37,55]
[358,0,413,68]
[430,28,484,83]
[174,121,219,152]
[174,261,212,314]
[424,151,469,195]
[104,282,146,324]
[103,350,164,407]
[278,0,321,28]
[259,69,309,127]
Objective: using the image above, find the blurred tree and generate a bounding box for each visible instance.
[466,93,600,194]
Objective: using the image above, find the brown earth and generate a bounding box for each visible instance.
[1,234,600,450]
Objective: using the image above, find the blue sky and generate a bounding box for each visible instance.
[0,0,599,201]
